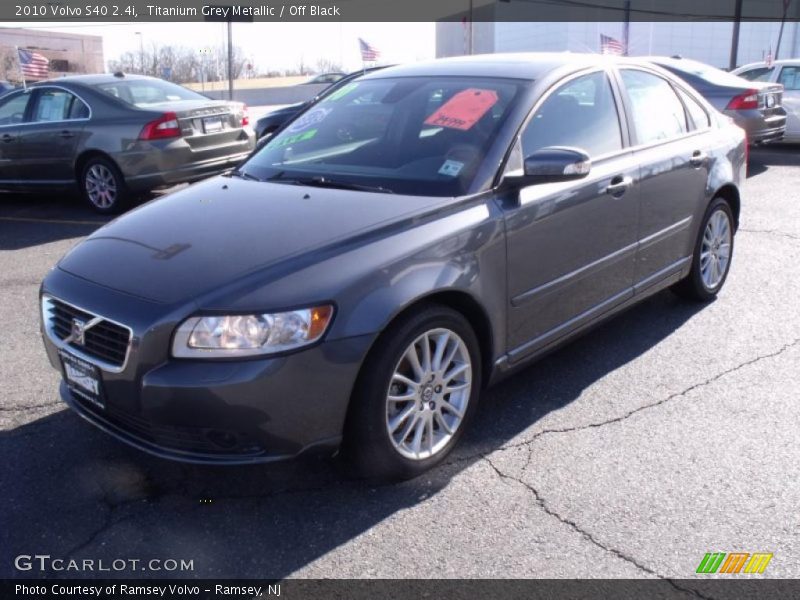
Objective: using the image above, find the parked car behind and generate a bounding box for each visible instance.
[734,59,800,143]
[0,73,255,213]
[649,56,786,144]
[254,66,389,141]
[304,72,346,85]
[41,54,745,480]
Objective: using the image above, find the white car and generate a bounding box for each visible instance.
[734,59,800,142]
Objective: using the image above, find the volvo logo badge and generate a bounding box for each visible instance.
[64,316,102,346]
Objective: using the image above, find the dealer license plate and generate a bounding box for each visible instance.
[59,350,105,409]
[203,117,224,133]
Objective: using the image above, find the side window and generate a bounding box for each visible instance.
[738,67,775,82]
[521,71,622,158]
[621,70,687,144]
[31,89,77,122]
[68,95,90,119]
[0,92,31,126]
[778,66,800,91]
[677,88,710,130]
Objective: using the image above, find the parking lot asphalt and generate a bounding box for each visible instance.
[2,146,800,582]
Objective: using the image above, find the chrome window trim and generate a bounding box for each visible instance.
[41,294,133,373]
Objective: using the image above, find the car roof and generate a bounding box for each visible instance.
[30,73,166,87]
[735,59,800,70]
[359,52,662,81]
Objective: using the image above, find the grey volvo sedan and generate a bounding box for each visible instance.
[0,73,254,213]
[40,54,745,480]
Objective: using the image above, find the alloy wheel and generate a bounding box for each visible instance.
[85,164,118,209]
[700,208,732,290]
[385,328,472,460]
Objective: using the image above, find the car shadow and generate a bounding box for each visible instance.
[2,290,705,579]
[747,143,800,178]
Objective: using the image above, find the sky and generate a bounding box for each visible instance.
[5,22,436,73]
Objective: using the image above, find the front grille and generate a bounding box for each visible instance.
[43,296,131,370]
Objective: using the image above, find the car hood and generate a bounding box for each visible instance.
[58,176,452,305]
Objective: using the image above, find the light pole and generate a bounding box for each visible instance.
[135,31,144,75]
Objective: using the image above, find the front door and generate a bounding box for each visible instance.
[503,70,639,363]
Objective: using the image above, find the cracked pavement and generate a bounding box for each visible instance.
[2,146,800,581]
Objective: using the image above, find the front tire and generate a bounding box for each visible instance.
[672,197,735,301]
[343,305,482,481]
[80,156,129,214]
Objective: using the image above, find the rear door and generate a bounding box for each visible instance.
[15,86,89,184]
[503,69,640,361]
[777,65,800,140]
[0,90,33,183]
[617,68,710,291]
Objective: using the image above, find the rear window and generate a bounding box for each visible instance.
[738,66,775,82]
[657,59,752,88]
[94,79,205,107]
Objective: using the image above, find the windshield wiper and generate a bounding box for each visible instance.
[267,173,394,194]
[228,169,263,182]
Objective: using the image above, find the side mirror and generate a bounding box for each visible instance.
[515,146,592,185]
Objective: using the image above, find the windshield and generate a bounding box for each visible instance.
[242,76,524,196]
[94,79,206,107]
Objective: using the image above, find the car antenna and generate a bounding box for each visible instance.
[113,71,125,78]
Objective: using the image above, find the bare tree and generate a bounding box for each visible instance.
[107,44,249,84]
[0,47,19,81]
[314,58,343,74]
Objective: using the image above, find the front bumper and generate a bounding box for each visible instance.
[41,273,373,464]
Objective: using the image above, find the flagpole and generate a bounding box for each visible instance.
[15,46,27,90]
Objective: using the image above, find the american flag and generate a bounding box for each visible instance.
[358,38,380,62]
[18,48,49,79]
[600,34,625,56]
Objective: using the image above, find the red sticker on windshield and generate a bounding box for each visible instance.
[424,88,499,131]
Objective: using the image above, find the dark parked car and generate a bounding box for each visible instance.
[304,72,346,85]
[648,56,786,144]
[254,66,389,140]
[40,54,745,480]
[0,73,255,213]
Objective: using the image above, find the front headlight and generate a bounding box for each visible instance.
[172,305,334,358]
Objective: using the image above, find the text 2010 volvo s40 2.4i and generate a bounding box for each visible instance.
[41,54,745,480]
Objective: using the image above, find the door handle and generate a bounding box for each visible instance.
[58,130,76,139]
[690,150,707,167]
[1,133,16,143]
[605,175,632,196]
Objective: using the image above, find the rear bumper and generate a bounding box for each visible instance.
[115,130,256,191]
[124,150,252,191]
[727,110,786,144]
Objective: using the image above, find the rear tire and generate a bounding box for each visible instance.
[80,156,129,214]
[672,197,735,301]
[343,304,482,481]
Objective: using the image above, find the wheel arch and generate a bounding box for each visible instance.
[712,183,741,229]
[74,149,121,183]
[349,289,496,398]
